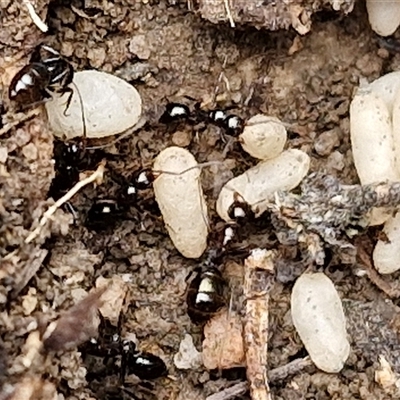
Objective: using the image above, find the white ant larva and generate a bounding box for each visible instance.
[152,146,215,259]
[216,149,310,222]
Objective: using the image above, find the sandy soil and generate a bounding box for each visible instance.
[1,1,400,399]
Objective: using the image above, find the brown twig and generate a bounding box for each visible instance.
[243,249,275,400]
[25,161,105,244]
[206,357,313,400]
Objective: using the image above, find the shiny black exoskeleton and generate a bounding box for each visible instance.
[81,317,167,383]
[159,98,245,138]
[209,110,244,136]
[86,200,123,230]
[159,102,191,124]
[122,168,158,201]
[9,45,74,111]
[48,139,86,199]
[121,340,167,380]
[186,265,226,323]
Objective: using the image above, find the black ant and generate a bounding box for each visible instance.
[185,223,239,324]
[80,316,167,385]
[120,340,167,381]
[120,160,221,203]
[9,45,74,112]
[185,193,260,324]
[207,109,245,137]
[159,99,245,138]
[10,45,91,201]
[82,168,162,232]
[48,139,86,199]
[186,262,227,324]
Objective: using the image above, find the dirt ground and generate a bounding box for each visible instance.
[1,0,400,399]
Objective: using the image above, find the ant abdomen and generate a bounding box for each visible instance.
[9,63,50,107]
[186,267,226,324]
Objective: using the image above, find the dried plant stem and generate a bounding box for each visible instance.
[23,0,48,32]
[25,161,105,244]
[223,0,235,28]
[206,357,313,400]
[243,249,275,400]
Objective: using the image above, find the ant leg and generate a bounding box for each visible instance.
[70,82,87,142]
[120,340,135,384]
[60,87,74,116]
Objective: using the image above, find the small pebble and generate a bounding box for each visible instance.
[0,147,8,163]
[129,34,151,60]
[314,128,340,156]
[22,288,38,316]
[22,143,38,160]
[172,130,192,147]
[326,150,345,172]
[174,334,202,370]
[375,356,397,388]
[96,275,128,325]
[291,272,350,373]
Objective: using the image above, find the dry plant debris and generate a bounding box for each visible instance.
[242,249,275,400]
[196,0,355,33]
[268,172,400,265]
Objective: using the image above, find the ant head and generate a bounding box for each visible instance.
[132,168,158,190]
[227,193,255,223]
[121,339,137,355]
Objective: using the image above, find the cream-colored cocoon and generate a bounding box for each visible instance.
[239,114,287,160]
[291,273,350,373]
[390,89,400,177]
[373,211,400,274]
[367,71,400,115]
[350,89,399,225]
[153,147,208,259]
[216,149,310,222]
[46,70,142,140]
[366,0,400,37]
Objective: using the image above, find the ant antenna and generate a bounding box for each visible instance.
[70,81,87,144]
[152,160,224,178]
[84,118,147,150]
